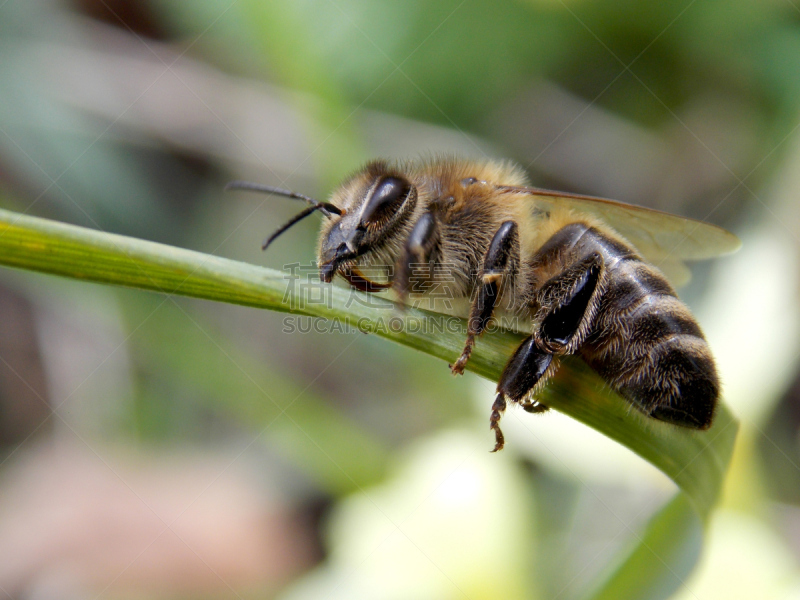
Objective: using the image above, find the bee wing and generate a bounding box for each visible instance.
[653,258,692,288]
[505,186,741,261]
[503,186,740,288]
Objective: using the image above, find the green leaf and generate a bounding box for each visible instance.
[0,207,737,600]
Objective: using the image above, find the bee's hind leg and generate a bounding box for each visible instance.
[490,251,603,450]
[534,251,605,354]
[451,220,520,375]
[492,336,554,451]
[520,399,549,414]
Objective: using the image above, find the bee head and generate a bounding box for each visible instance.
[226,161,418,286]
[317,163,417,283]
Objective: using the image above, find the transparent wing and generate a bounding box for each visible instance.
[505,185,740,259]
[502,186,740,287]
[653,258,692,288]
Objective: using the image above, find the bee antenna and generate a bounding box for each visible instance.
[261,205,325,251]
[225,180,342,218]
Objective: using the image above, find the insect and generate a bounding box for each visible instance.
[227,158,740,451]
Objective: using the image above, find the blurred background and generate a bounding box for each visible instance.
[1,0,800,598]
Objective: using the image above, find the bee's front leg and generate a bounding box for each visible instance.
[451,220,520,375]
[393,211,440,303]
[491,250,604,451]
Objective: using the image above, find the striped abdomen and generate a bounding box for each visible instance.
[569,225,719,429]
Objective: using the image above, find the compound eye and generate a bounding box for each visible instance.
[361,176,411,226]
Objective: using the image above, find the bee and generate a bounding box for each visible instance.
[227,158,740,451]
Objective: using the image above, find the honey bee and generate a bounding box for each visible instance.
[227,158,740,451]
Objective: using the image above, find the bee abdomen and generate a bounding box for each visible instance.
[584,260,719,429]
[625,335,718,428]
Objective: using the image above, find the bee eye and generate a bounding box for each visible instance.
[361,176,410,225]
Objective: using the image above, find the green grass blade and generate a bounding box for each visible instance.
[586,495,702,600]
[0,207,738,599]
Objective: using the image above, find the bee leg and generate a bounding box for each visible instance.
[520,399,549,414]
[488,254,602,450]
[534,251,604,355]
[452,220,520,375]
[394,212,440,304]
[492,336,555,451]
[489,394,507,452]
